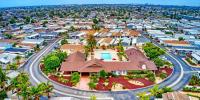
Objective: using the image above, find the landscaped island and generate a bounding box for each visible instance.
[40,36,173,91]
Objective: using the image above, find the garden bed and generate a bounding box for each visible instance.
[95,76,154,91]
[48,75,73,87]
[155,67,173,76]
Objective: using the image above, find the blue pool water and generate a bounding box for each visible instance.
[101,53,112,60]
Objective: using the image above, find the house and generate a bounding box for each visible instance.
[0,53,18,66]
[39,32,59,40]
[60,48,157,76]
[22,38,44,46]
[26,33,40,39]
[136,36,150,46]
[173,34,195,40]
[68,32,85,39]
[0,42,12,50]
[172,48,194,57]
[162,40,191,47]
[191,52,200,64]
[97,38,114,46]
[65,39,81,44]
[121,37,131,46]
[60,44,84,54]
[162,92,192,100]
[4,48,32,57]
[183,29,200,35]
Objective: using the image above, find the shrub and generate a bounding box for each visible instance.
[186,58,196,65]
[183,86,200,92]
[88,82,96,90]
[159,73,167,79]
[70,72,80,85]
[189,75,200,86]
[90,74,99,83]
[162,86,173,93]
[0,90,7,99]
[99,70,107,78]
[127,74,134,79]
[149,76,156,82]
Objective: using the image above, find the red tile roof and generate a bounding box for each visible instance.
[60,48,157,72]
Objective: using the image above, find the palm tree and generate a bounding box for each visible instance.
[0,67,9,89]
[44,82,53,98]
[137,92,150,100]
[90,95,97,100]
[86,35,97,52]
[10,72,30,99]
[29,86,42,100]
[84,45,90,58]
[17,83,30,100]
[15,55,21,65]
[148,85,163,98]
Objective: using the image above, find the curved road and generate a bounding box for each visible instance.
[21,37,200,100]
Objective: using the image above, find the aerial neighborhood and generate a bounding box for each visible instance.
[0,4,200,100]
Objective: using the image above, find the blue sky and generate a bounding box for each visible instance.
[0,0,200,8]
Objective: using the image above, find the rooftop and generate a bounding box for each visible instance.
[60,48,157,72]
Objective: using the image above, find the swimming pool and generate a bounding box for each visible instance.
[101,53,112,60]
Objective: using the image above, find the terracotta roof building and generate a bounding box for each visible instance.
[60,48,157,75]
[60,44,84,54]
[162,92,192,100]
[163,40,190,46]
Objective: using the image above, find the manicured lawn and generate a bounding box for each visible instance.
[95,76,154,91]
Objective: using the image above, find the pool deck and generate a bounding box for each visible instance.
[87,49,127,62]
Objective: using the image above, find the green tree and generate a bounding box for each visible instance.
[93,18,99,24]
[84,45,90,58]
[0,90,7,99]
[15,55,22,65]
[9,17,16,24]
[86,35,97,52]
[149,85,163,98]
[0,67,9,89]
[6,63,18,70]
[25,16,31,24]
[12,42,17,47]
[162,86,173,93]
[29,86,42,100]
[70,72,80,86]
[159,73,167,79]
[137,92,150,100]
[44,55,60,72]
[54,51,67,62]
[61,38,68,45]
[88,82,96,90]
[153,58,165,68]
[69,26,76,32]
[11,73,30,99]
[3,33,13,39]
[99,70,107,78]
[42,20,48,27]
[34,44,40,52]
[143,43,165,59]
[178,37,185,41]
